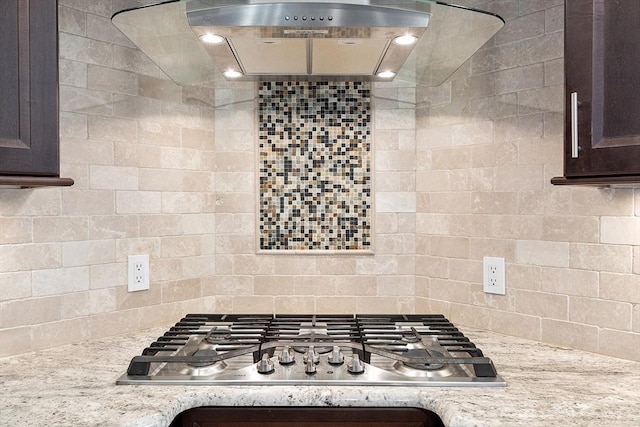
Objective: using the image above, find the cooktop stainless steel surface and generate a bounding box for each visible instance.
[117,314,505,387]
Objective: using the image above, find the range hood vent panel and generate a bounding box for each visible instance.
[111,0,504,88]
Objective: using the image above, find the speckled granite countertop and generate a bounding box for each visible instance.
[1,326,638,427]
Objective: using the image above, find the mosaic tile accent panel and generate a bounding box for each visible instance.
[258,81,372,251]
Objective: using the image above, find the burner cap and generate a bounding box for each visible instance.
[291,334,333,354]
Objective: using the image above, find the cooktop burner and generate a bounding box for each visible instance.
[116,314,505,387]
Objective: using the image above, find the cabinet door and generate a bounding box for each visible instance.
[564,0,640,178]
[0,0,59,176]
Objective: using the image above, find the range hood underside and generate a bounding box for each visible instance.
[111,1,505,88]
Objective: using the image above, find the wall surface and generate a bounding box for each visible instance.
[0,0,638,362]
[414,0,639,362]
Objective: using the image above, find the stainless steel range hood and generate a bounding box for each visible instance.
[112,0,503,87]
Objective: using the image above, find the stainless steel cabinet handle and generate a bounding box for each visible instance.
[570,92,579,158]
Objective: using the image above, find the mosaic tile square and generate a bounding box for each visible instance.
[258,81,372,251]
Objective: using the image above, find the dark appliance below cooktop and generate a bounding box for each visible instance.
[117,314,505,387]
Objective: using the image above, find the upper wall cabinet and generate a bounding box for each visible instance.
[552,0,640,186]
[0,0,73,188]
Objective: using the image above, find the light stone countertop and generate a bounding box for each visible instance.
[1,326,639,427]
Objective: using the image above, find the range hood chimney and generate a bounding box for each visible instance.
[112,0,503,87]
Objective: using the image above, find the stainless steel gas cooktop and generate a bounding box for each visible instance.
[117,314,505,387]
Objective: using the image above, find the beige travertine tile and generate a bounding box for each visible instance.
[161,278,202,303]
[88,65,137,96]
[432,147,471,170]
[494,114,544,144]
[88,215,138,239]
[61,291,91,318]
[113,45,165,78]
[232,296,274,313]
[494,63,544,94]
[314,296,356,313]
[471,191,517,214]
[59,33,112,67]
[0,272,31,302]
[376,172,416,192]
[275,296,317,313]
[514,289,568,319]
[60,59,88,88]
[428,279,470,304]
[117,283,161,309]
[517,85,563,116]
[152,258,183,283]
[215,235,254,255]
[375,192,416,213]
[1,218,31,244]
[335,275,377,296]
[254,275,295,295]
[541,319,598,352]
[516,239,569,267]
[428,192,472,214]
[139,121,181,147]
[598,329,640,361]
[495,10,545,45]
[32,266,90,296]
[33,216,88,242]
[429,236,469,258]
[599,273,640,304]
[633,305,640,333]
[89,262,126,289]
[449,169,493,191]
[32,317,90,350]
[89,288,117,314]
[161,235,202,258]
[62,190,115,215]
[294,276,337,296]
[0,326,32,357]
[61,138,114,165]
[600,216,640,245]
[0,243,61,273]
[89,115,137,142]
[571,188,634,216]
[569,296,631,330]
[491,215,543,239]
[62,240,115,267]
[90,165,138,190]
[448,258,482,283]
[1,296,61,328]
[569,243,632,273]
[505,264,541,291]
[471,142,518,168]
[494,165,544,191]
[89,309,141,339]
[316,257,357,275]
[449,303,491,330]
[540,267,598,297]
[634,246,640,275]
[60,112,88,138]
[376,276,414,296]
[542,216,599,243]
[490,310,541,341]
[115,191,161,214]
[469,238,516,261]
[58,4,86,36]
[138,75,181,102]
[212,276,254,296]
[375,150,416,171]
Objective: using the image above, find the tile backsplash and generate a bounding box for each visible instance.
[0,0,638,362]
[258,81,372,251]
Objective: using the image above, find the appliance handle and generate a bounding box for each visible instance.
[570,92,579,158]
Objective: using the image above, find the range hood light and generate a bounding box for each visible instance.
[377,71,396,79]
[223,70,243,78]
[199,33,225,44]
[393,34,418,46]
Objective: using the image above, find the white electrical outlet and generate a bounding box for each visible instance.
[128,254,149,292]
[483,256,505,295]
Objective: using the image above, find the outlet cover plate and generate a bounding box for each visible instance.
[483,256,505,295]
[128,254,149,292]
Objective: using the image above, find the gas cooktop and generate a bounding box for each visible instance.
[117,314,505,387]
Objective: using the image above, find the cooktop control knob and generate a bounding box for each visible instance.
[347,354,365,374]
[257,353,275,374]
[327,346,344,365]
[278,345,295,365]
[305,360,317,375]
[303,345,320,364]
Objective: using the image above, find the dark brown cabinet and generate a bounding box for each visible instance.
[0,0,73,188]
[552,0,640,186]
